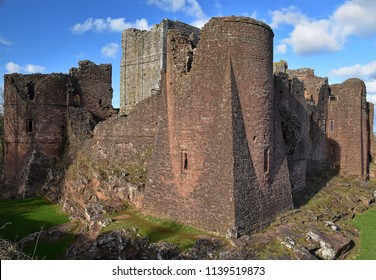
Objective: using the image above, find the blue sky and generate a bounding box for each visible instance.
[1,0,376,111]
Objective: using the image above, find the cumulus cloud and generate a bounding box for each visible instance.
[71,17,150,34]
[270,0,376,55]
[0,35,12,46]
[275,43,288,54]
[148,0,208,28]
[101,43,119,59]
[5,62,45,74]
[329,61,376,79]
[148,0,205,18]
[329,60,376,102]
[190,17,210,28]
[269,6,308,29]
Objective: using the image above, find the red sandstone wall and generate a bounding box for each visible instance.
[328,79,368,176]
[4,74,68,182]
[143,17,292,236]
[93,93,160,166]
[274,73,308,191]
[70,61,113,121]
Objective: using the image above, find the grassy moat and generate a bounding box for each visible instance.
[0,174,375,259]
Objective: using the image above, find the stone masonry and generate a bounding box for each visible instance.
[141,17,293,237]
[328,79,372,178]
[2,16,374,237]
[3,61,114,195]
[120,19,200,113]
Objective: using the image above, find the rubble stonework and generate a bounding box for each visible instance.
[328,79,372,178]
[2,16,374,236]
[3,61,114,195]
[120,19,200,113]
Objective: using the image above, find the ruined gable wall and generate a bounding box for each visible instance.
[3,74,68,183]
[286,69,329,171]
[328,79,369,177]
[143,17,292,236]
[70,60,113,121]
[274,72,307,191]
[120,20,199,113]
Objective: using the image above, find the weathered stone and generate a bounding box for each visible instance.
[306,229,353,260]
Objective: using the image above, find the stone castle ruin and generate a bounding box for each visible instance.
[2,17,374,237]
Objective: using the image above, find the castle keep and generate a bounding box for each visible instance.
[2,17,374,236]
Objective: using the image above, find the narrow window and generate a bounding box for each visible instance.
[288,79,292,93]
[264,148,270,173]
[99,99,103,106]
[74,94,80,106]
[187,51,193,72]
[181,151,188,173]
[5,142,9,155]
[26,119,33,133]
[28,84,35,100]
[330,120,334,132]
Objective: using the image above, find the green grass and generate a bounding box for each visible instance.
[0,197,70,242]
[23,234,75,260]
[104,206,212,250]
[349,209,376,260]
[0,197,73,259]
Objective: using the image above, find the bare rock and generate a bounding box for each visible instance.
[306,229,353,260]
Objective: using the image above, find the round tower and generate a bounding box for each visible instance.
[199,17,275,186]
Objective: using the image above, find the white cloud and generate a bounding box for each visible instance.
[269,6,308,29]
[5,62,45,74]
[270,0,376,55]
[5,62,21,73]
[329,61,376,79]
[148,0,205,18]
[101,43,119,59]
[275,43,287,54]
[190,17,210,28]
[0,35,12,46]
[71,17,151,34]
[329,60,376,103]
[366,80,376,94]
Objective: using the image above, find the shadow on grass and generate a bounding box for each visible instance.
[292,168,339,209]
[0,197,74,259]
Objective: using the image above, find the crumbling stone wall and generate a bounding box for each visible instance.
[3,74,68,194]
[274,70,308,192]
[70,60,114,121]
[143,17,293,237]
[120,19,200,113]
[93,92,160,167]
[328,79,371,178]
[3,61,113,195]
[286,67,329,172]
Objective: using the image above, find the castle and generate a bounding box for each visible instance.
[2,17,374,237]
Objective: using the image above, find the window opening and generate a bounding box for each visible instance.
[264,148,270,173]
[26,119,33,133]
[181,151,188,173]
[28,84,35,100]
[330,120,334,132]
